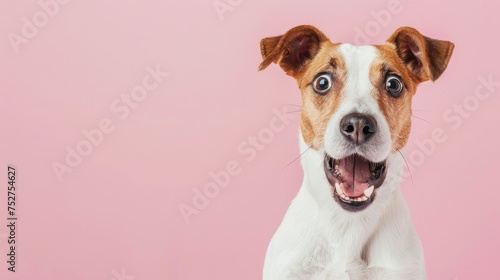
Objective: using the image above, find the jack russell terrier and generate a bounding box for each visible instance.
[258,25,453,280]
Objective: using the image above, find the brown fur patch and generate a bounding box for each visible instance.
[370,44,417,152]
[299,41,346,149]
[386,27,454,82]
[258,25,329,78]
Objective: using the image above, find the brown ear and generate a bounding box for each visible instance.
[387,27,454,82]
[258,25,328,77]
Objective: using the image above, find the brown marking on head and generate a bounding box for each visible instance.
[259,25,347,149]
[298,42,346,149]
[370,27,454,151]
[370,45,415,151]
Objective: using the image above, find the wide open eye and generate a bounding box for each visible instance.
[385,75,404,97]
[313,73,333,95]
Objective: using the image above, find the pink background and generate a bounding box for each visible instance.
[0,0,499,279]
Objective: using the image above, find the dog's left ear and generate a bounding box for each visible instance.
[258,25,329,77]
[387,27,454,82]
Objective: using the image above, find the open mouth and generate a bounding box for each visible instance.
[324,154,387,212]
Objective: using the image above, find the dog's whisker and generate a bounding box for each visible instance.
[412,114,434,125]
[396,149,414,187]
[281,146,312,171]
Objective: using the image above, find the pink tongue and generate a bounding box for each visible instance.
[338,156,371,197]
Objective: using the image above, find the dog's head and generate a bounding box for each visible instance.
[259,25,453,212]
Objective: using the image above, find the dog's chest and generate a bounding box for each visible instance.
[285,239,342,279]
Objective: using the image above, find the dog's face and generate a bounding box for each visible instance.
[259,25,453,211]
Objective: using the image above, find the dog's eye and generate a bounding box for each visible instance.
[313,73,332,95]
[385,75,404,97]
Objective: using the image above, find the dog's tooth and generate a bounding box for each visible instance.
[364,186,375,197]
[335,183,342,195]
[361,195,368,201]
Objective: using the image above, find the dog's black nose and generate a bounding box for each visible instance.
[340,113,377,145]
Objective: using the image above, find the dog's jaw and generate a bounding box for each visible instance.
[299,136,403,216]
[324,154,387,212]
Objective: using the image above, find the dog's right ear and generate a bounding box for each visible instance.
[258,25,328,77]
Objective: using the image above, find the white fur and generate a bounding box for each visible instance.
[263,45,426,280]
[324,44,392,163]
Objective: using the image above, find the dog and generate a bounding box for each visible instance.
[258,25,453,280]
